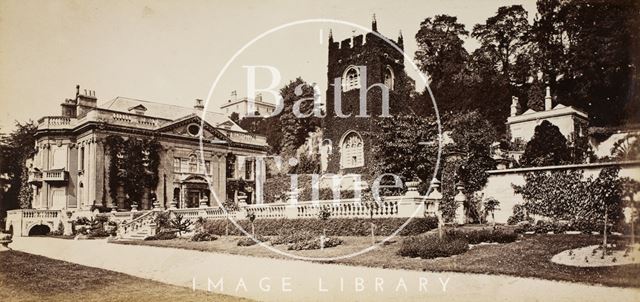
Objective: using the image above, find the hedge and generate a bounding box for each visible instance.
[202,217,438,237]
[398,235,469,259]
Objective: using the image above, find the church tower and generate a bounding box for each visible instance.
[322,16,412,178]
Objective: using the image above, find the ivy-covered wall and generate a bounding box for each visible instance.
[481,161,640,224]
[105,135,162,210]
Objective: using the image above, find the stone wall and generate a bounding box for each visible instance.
[480,161,640,224]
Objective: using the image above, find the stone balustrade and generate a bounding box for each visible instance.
[5,194,435,238]
[21,209,60,219]
[38,116,76,129]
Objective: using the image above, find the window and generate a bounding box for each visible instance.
[187,124,201,136]
[188,154,197,173]
[245,159,254,180]
[173,158,181,172]
[51,145,67,169]
[342,66,361,91]
[340,131,364,169]
[79,147,85,171]
[205,160,211,174]
[384,66,394,90]
[181,158,188,173]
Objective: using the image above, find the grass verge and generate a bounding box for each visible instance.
[0,251,250,302]
[115,233,640,287]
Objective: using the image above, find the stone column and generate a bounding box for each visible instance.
[88,137,97,209]
[219,154,227,204]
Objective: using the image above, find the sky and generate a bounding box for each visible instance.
[0,0,537,132]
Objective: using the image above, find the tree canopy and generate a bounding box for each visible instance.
[0,121,38,217]
[520,120,572,167]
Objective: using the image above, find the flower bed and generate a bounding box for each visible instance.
[237,235,268,246]
[288,237,343,250]
[144,231,177,241]
[190,232,217,242]
[552,243,640,267]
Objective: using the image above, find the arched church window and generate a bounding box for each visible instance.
[384,66,394,90]
[340,131,364,169]
[342,66,361,91]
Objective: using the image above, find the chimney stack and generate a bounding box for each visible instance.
[544,86,553,111]
[75,85,98,117]
[510,96,520,117]
[194,99,204,111]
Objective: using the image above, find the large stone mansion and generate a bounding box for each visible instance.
[27,86,268,212]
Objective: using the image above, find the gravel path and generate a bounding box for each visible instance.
[9,237,640,302]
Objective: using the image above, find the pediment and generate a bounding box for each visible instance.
[218,120,235,129]
[127,104,148,114]
[156,114,229,143]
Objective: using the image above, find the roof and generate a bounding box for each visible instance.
[506,103,588,125]
[100,97,245,132]
[219,97,277,109]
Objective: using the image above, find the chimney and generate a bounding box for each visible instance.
[510,96,520,117]
[75,85,98,117]
[194,99,204,110]
[255,93,262,102]
[60,98,77,118]
[231,90,238,101]
[544,86,553,111]
[372,14,378,32]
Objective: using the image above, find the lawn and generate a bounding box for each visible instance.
[0,251,251,302]
[115,233,640,288]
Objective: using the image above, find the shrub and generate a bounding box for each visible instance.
[75,226,89,235]
[201,217,438,237]
[507,204,532,225]
[272,230,316,245]
[74,216,91,226]
[288,236,343,250]
[86,228,110,239]
[145,231,177,241]
[155,212,171,231]
[237,235,268,246]
[170,214,193,235]
[191,232,217,242]
[50,221,64,236]
[398,235,469,259]
[446,229,517,244]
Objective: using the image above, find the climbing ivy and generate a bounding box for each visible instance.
[105,135,162,208]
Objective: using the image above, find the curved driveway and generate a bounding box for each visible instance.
[9,237,639,302]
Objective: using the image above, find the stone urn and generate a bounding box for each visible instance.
[0,232,13,252]
[404,180,421,198]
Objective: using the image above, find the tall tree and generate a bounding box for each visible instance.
[415,15,469,84]
[0,121,38,217]
[278,78,320,155]
[472,5,531,82]
[414,15,471,114]
[229,112,240,125]
[530,0,640,126]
